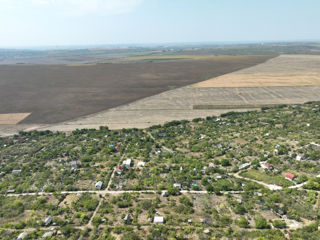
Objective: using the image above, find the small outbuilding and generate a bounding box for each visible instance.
[285,173,296,181]
[42,231,54,238]
[44,216,52,226]
[123,214,132,223]
[17,232,28,240]
[239,162,251,170]
[123,159,132,167]
[161,191,169,197]
[12,170,22,174]
[209,163,216,168]
[115,166,122,175]
[154,216,165,224]
[95,181,103,190]
[260,162,273,170]
[137,161,146,167]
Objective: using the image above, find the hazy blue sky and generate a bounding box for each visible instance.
[0,0,319,47]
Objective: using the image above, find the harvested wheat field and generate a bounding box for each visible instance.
[0,113,30,124]
[192,55,320,88]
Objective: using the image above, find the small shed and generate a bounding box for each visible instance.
[95,181,103,190]
[17,232,28,240]
[42,231,54,238]
[115,166,122,175]
[123,159,132,167]
[154,216,165,224]
[260,162,273,170]
[161,191,169,197]
[239,162,251,170]
[137,161,146,167]
[173,183,182,189]
[123,214,132,223]
[12,170,22,174]
[209,163,216,168]
[44,216,52,226]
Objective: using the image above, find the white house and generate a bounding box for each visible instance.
[154,216,165,224]
[173,183,182,189]
[44,216,52,226]
[17,232,28,240]
[42,231,54,238]
[123,159,132,167]
[161,191,169,197]
[12,170,22,174]
[268,184,283,191]
[123,214,132,223]
[95,181,103,190]
[239,162,251,170]
[260,162,273,170]
[137,161,146,167]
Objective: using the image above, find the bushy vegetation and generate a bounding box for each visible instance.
[0,102,319,239]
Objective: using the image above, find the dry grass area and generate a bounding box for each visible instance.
[192,55,320,88]
[115,55,266,63]
[239,54,320,74]
[36,85,320,134]
[59,194,79,208]
[191,72,320,88]
[0,113,30,124]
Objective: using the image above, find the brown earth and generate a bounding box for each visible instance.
[0,55,273,124]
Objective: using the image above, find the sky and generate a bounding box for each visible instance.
[0,0,319,48]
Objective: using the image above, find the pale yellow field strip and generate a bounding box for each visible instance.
[116,55,271,62]
[0,113,31,124]
[191,72,320,88]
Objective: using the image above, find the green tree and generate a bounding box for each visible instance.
[236,217,250,228]
[255,216,270,229]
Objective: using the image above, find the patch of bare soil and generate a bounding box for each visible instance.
[0,55,273,124]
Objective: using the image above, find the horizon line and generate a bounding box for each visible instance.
[1,39,320,51]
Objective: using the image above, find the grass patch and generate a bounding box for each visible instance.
[240,169,293,187]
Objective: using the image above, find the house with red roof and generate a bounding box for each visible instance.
[115,166,123,175]
[285,173,296,181]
